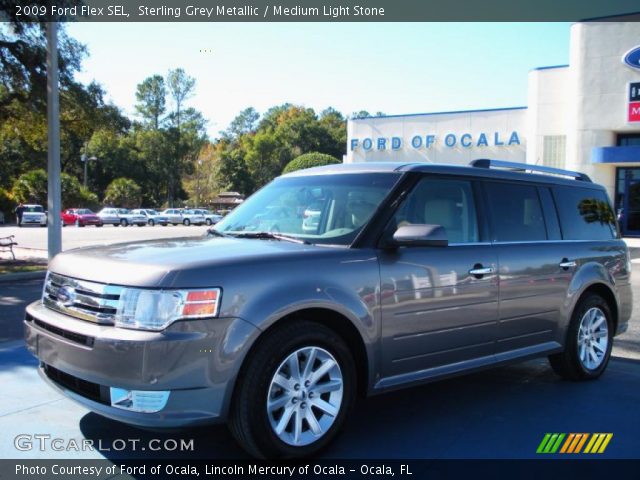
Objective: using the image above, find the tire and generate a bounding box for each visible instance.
[548,293,613,381]
[136,223,144,227]
[148,219,155,227]
[229,321,356,459]
[120,219,128,227]
[96,223,103,227]
[183,219,190,226]
[206,218,212,226]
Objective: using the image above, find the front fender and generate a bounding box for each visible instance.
[229,279,379,394]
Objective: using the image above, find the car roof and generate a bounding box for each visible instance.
[282,161,604,190]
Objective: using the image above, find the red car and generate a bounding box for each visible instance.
[61,208,103,227]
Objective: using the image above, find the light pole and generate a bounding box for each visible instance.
[47,21,61,260]
[196,159,202,207]
[81,151,98,188]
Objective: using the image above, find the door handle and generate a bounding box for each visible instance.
[469,266,495,276]
[559,259,577,270]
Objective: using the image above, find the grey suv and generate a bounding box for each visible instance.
[25,160,632,458]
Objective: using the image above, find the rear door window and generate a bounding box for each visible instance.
[485,182,547,242]
[552,187,617,240]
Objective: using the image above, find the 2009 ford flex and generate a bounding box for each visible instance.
[25,159,632,458]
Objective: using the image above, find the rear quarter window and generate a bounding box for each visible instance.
[552,186,617,240]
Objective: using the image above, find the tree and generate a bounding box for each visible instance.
[222,107,259,139]
[135,75,166,130]
[104,178,142,208]
[166,68,195,130]
[283,152,341,173]
[0,10,86,117]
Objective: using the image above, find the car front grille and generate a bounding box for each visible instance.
[43,272,122,325]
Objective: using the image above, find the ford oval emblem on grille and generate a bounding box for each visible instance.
[57,286,76,307]
[623,46,640,71]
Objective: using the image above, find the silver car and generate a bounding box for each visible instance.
[25,160,632,458]
[193,208,223,226]
[131,209,169,227]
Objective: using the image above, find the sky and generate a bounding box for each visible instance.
[66,22,571,138]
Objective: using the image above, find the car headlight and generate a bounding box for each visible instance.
[115,288,221,331]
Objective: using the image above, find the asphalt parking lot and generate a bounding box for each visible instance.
[0,224,208,253]
[0,263,638,460]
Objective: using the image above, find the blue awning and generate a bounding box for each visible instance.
[592,146,640,164]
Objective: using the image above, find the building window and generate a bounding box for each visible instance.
[542,135,566,169]
[617,134,640,147]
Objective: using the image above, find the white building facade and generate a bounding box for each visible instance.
[346,19,640,236]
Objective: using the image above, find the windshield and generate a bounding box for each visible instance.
[77,209,93,214]
[25,206,44,213]
[214,173,400,245]
[147,209,158,215]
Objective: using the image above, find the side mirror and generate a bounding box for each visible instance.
[390,224,448,248]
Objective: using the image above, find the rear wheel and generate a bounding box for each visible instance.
[549,293,613,381]
[206,218,213,226]
[229,321,355,458]
[148,219,155,227]
[120,218,128,227]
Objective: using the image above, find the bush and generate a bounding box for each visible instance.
[282,152,341,174]
[12,169,100,211]
[104,178,142,208]
[12,169,48,205]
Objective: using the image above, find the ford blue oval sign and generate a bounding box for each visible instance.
[623,46,640,70]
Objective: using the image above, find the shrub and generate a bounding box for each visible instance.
[104,178,142,208]
[282,152,341,174]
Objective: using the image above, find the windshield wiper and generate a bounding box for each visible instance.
[205,228,230,238]
[233,231,311,245]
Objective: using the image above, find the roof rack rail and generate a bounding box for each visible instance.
[470,159,592,182]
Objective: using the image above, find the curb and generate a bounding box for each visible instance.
[0,270,47,284]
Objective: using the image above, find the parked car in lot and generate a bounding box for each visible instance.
[162,208,205,226]
[61,208,103,227]
[116,209,147,227]
[25,160,632,459]
[192,208,223,226]
[97,208,146,227]
[131,209,169,226]
[19,204,47,227]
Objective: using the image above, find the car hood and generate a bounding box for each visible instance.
[48,236,326,287]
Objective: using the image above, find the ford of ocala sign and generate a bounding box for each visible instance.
[350,131,521,152]
[623,46,640,71]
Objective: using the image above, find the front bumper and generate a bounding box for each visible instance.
[25,300,259,428]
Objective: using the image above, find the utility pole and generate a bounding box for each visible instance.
[47,21,61,260]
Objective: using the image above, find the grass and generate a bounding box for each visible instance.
[0,260,47,275]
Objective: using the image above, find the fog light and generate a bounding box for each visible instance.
[110,387,170,413]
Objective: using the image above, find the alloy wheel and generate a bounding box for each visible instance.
[577,307,609,370]
[266,346,343,447]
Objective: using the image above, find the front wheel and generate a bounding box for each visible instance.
[229,321,355,459]
[206,218,212,226]
[183,219,190,226]
[120,218,128,227]
[148,219,155,227]
[549,293,613,381]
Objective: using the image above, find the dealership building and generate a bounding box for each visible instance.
[346,19,640,235]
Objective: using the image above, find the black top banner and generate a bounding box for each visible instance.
[1,0,640,22]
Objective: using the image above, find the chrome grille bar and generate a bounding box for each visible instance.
[42,272,122,325]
